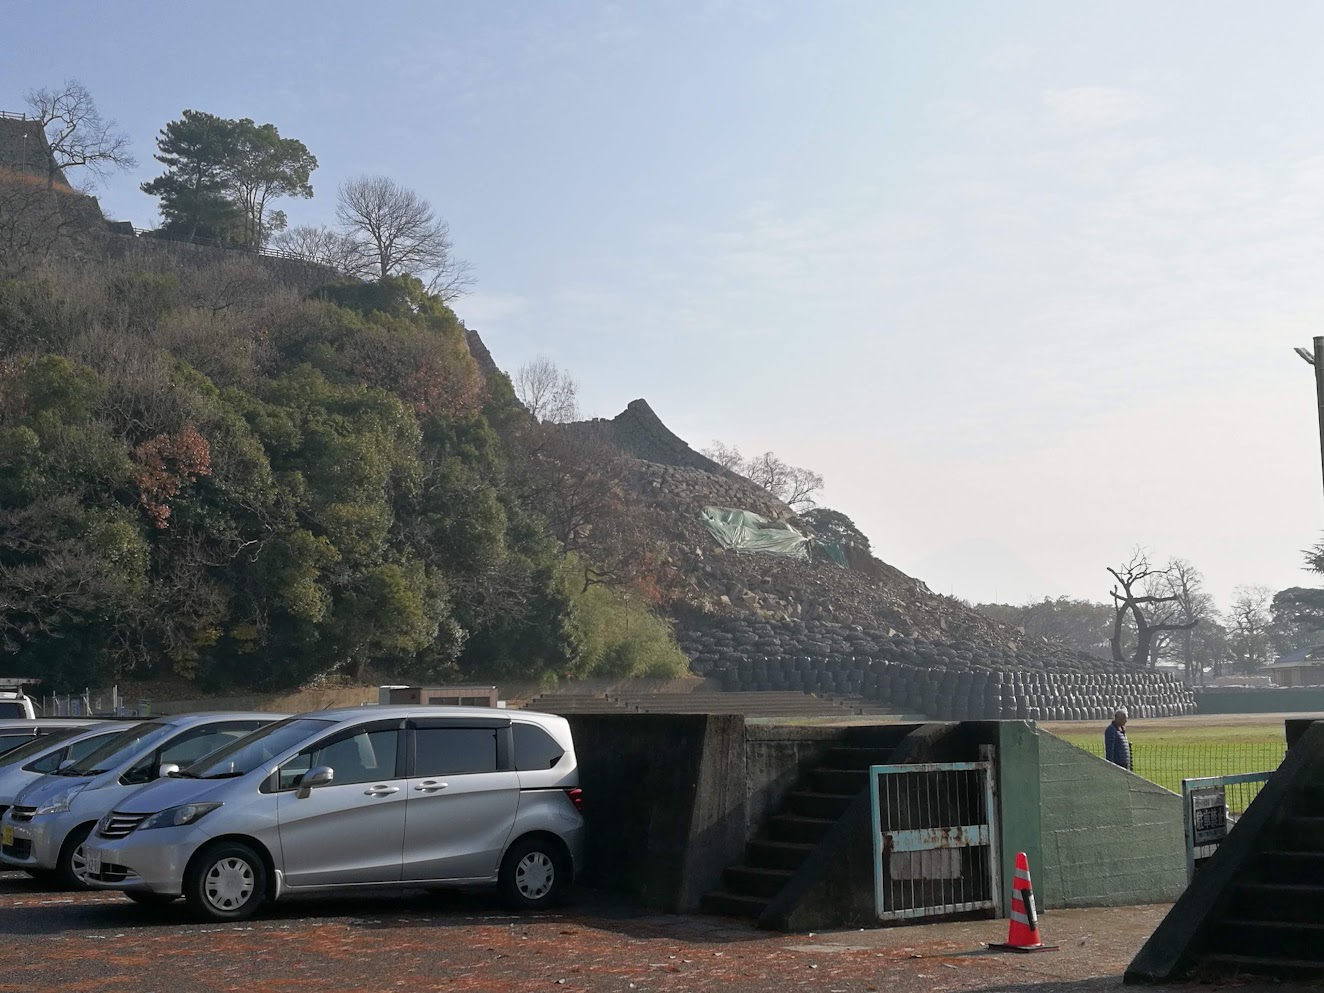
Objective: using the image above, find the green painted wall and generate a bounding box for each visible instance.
[994,721,1042,915]
[1197,688,1324,713]
[1037,733,1186,907]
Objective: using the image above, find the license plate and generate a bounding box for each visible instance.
[1,825,11,848]
[83,848,102,877]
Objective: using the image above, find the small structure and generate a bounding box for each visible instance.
[377,685,499,707]
[1268,646,1324,687]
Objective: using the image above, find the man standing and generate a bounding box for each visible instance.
[1105,709,1131,770]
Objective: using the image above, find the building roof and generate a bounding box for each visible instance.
[1274,645,1324,666]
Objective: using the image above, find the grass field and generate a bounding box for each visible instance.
[1048,716,1287,808]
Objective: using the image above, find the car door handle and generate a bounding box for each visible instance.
[363,785,400,796]
[413,781,448,793]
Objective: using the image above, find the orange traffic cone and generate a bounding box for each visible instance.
[989,852,1058,953]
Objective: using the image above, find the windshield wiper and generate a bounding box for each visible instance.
[170,770,199,778]
[202,771,245,779]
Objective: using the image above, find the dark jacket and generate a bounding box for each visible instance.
[1104,722,1131,769]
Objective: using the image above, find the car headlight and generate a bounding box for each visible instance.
[141,802,222,830]
[35,786,85,816]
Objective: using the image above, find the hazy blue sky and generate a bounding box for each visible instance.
[3,1,1322,609]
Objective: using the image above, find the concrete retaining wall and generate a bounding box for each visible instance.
[1037,733,1186,908]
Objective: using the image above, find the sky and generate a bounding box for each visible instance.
[2,0,1322,610]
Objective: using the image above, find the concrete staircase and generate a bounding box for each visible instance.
[1127,720,1324,983]
[1201,786,1324,976]
[701,742,895,918]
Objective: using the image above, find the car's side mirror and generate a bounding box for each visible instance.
[296,766,334,799]
[158,763,181,779]
[57,759,74,772]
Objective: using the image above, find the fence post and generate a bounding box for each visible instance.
[1181,779,1195,883]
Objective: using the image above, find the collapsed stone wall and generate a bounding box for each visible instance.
[459,360,1195,716]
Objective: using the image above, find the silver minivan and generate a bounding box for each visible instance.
[81,707,585,921]
[0,713,275,886]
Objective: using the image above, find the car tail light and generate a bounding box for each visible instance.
[564,787,583,811]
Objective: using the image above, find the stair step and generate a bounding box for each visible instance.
[1215,920,1324,962]
[1232,883,1324,923]
[701,890,768,918]
[823,747,895,770]
[767,814,836,844]
[723,865,794,898]
[1280,817,1324,851]
[786,790,856,820]
[746,839,815,870]
[811,767,869,795]
[1204,953,1324,979]
[1259,850,1324,885]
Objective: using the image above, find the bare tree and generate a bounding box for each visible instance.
[700,441,824,510]
[335,176,473,299]
[514,356,580,423]
[271,224,374,277]
[1165,558,1215,683]
[742,451,824,511]
[1227,585,1275,674]
[1107,550,1199,667]
[0,179,70,278]
[24,79,136,190]
[702,440,744,472]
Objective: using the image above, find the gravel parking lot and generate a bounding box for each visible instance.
[0,873,1299,993]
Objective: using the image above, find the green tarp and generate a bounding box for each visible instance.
[701,506,811,560]
[700,506,850,566]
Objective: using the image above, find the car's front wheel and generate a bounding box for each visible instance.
[184,842,267,922]
[498,836,569,911]
[56,824,94,890]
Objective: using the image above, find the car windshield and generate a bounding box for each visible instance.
[0,728,81,767]
[63,722,170,775]
[184,718,335,779]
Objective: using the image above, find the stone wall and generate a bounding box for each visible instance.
[100,231,339,294]
[677,610,1196,719]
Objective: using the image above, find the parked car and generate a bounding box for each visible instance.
[0,691,35,719]
[0,724,137,820]
[80,707,585,922]
[0,719,106,758]
[0,713,277,887]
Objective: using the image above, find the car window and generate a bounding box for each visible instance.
[0,732,36,756]
[512,724,565,772]
[0,728,81,769]
[66,722,169,775]
[27,729,130,773]
[188,718,335,779]
[413,727,497,777]
[121,722,263,786]
[0,702,28,718]
[276,728,398,791]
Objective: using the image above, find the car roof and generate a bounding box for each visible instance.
[154,712,286,727]
[0,719,106,729]
[303,705,565,726]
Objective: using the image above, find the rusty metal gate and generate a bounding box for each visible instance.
[869,760,1001,921]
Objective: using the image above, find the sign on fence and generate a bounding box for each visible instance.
[1189,786,1228,846]
[1182,772,1274,881]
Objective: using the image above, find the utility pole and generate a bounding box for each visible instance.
[1294,336,1324,506]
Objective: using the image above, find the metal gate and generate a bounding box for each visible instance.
[869,760,1001,921]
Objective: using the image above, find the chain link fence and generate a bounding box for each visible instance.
[1073,738,1285,811]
